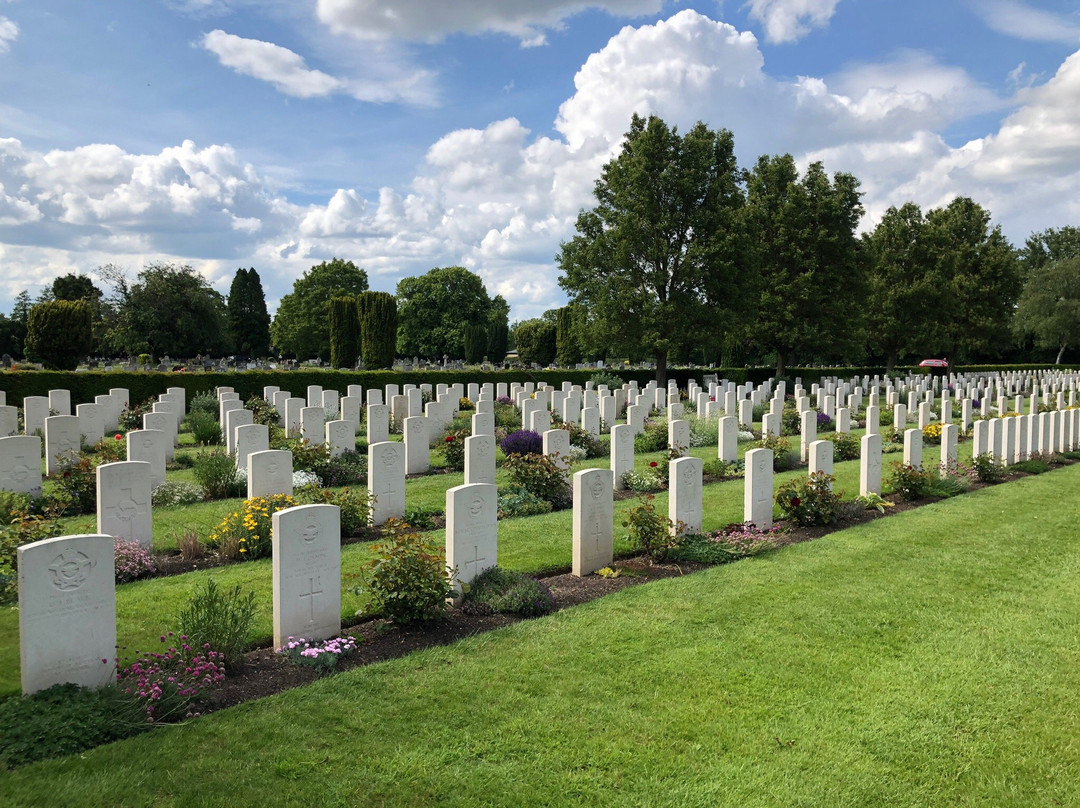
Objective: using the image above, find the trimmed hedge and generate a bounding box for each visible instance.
[1,364,1076,407]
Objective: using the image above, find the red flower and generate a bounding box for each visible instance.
[791,496,801,508]
[649,461,658,468]
[445,436,454,443]
[114,433,122,441]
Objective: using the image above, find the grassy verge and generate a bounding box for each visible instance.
[1,464,1077,806]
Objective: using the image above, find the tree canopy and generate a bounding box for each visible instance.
[271,258,368,361]
[226,267,271,358]
[1013,256,1080,364]
[558,113,752,382]
[396,266,508,359]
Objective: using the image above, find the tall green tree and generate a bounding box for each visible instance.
[24,299,93,370]
[226,267,271,357]
[864,203,939,371]
[923,197,1021,362]
[745,155,866,376]
[107,263,230,358]
[357,291,398,369]
[1021,225,1080,271]
[463,323,488,364]
[395,266,505,359]
[7,290,31,359]
[271,258,368,361]
[51,273,109,355]
[558,114,752,383]
[329,296,360,368]
[1012,256,1080,364]
[487,320,509,363]
[555,305,583,366]
[514,318,557,367]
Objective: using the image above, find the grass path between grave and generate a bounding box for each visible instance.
[2,461,1079,806]
[0,437,979,696]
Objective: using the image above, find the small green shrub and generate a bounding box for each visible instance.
[188,390,218,417]
[0,512,57,603]
[439,427,470,471]
[827,431,859,461]
[669,522,780,564]
[701,458,743,479]
[634,419,668,453]
[1010,458,1051,474]
[972,453,1008,483]
[0,491,33,525]
[358,519,454,625]
[186,410,223,445]
[176,577,258,667]
[886,463,938,500]
[0,684,149,769]
[47,455,97,515]
[192,450,242,500]
[297,486,373,537]
[462,566,556,617]
[555,420,604,458]
[318,449,367,487]
[245,396,280,427]
[622,494,680,561]
[775,472,840,526]
[151,481,205,507]
[754,434,799,471]
[497,487,554,519]
[502,452,572,509]
[589,371,624,390]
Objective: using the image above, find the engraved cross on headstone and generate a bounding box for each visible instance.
[591,520,604,554]
[464,544,487,580]
[299,575,323,624]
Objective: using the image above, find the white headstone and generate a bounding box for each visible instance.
[96,460,153,547]
[368,442,405,525]
[235,423,269,472]
[860,433,882,496]
[325,420,353,457]
[445,483,498,591]
[403,416,430,474]
[23,396,49,436]
[340,396,362,435]
[668,419,690,454]
[272,503,341,649]
[77,403,105,448]
[940,423,958,470]
[284,397,305,437]
[903,428,923,470]
[44,414,82,476]
[744,448,773,528]
[543,428,572,476]
[0,404,17,437]
[464,434,496,485]
[611,424,634,490]
[572,468,614,577]
[808,439,833,479]
[19,533,116,694]
[48,389,71,417]
[126,429,167,490]
[669,456,702,536]
[300,406,324,444]
[471,411,495,437]
[224,407,254,455]
[248,449,293,499]
[0,435,42,496]
[626,403,646,435]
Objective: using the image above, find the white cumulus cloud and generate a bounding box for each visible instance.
[201,30,345,98]
[744,0,844,43]
[971,0,1080,44]
[0,15,18,52]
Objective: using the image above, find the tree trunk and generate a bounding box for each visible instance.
[775,351,786,379]
[1056,343,1066,365]
[886,351,896,374]
[654,349,667,386]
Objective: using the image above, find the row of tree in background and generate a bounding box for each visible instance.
[3,113,1080,374]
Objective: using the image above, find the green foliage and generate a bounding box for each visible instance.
[396,266,505,360]
[775,472,840,526]
[1021,225,1080,271]
[827,431,860,461]
[188,389,218,417]
[192,450,242,499]
[463,322,487,364]
[357,291,398,370]
[972,452,1008,483]
[502,452,571,509]
[746,154,866,375]
[176,577,258,667]
[1013,256,1080,364]
[226,267,271,358]
[462,566,555,618]
[186,410,223,445]
[496,487,554,519]
[0,684,149,769]
[1010,458,1052,474]
[558,113,753,381]
[271,258,369,361]
[151,481,205,507]
[555,305,583,366]
[244,395,279,427]
[513,318,557,366]
[634,419,668,453]
[24,299,93,370]
[486,319,509,362]
[207,494,295,560]
[622,494,679,561]
[297,487,373,537]
[105,263,230,358]
[589,371,625,389]
[754,433,799,471]
[359,519,454,625]
[329,296,360,369]
[887,463,939,500]
[438,427,470,471]
[669,523,779,564]
[0,511,57,603]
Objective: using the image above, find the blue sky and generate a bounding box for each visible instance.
[1,0,1079,323]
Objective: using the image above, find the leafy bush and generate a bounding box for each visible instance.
[458,397,474,412]
[620,464,665,493]
[497,487,554,519]
[589,371,624,389]
[701,458,743,479]
[439,427,470,470]
[318,449,367,487]
[114,538,157,584]
[192,450,242,500]
[277,635,359,674]
[277,438,331,473]
[151,481,204,507]
[186,410,223,445]
[206,494,296,560]
[622,494,680,561]
[188,390,218,418]
[47,455,97,515]
[754,434,799,471]
[358,519,454,625]
[500,429,543,456]
[827,431,860,461]
[0,491,33,525]
[1010,458,1051,474]
[0,683,150,769]
[669,522,780,564]
[502,451,572,509]
[554,419,604,458]
[634,419,668,453]
[816,412,834,431]
[0,513,57,603]
[118,398,155,433]
[296,486,373,537]
[887,463,938,500]
[922,422,943,445]
[176,577,258,667]
[24,298,93,371]
[686,414,720,448]
[462,566,555,617]
[775,472,840,526]
[972,452,1008,483]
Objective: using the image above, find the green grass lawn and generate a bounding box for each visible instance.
[1,462,1078,806]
